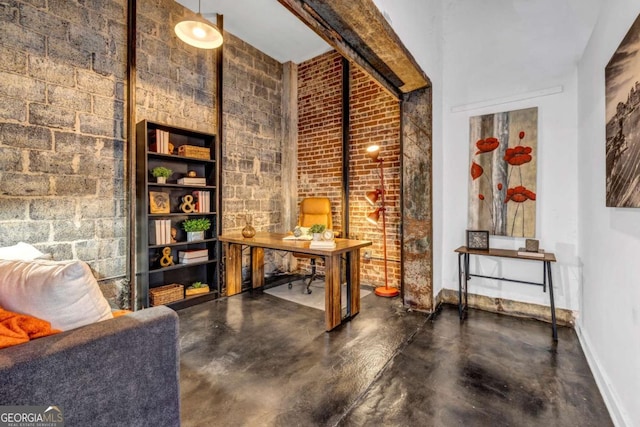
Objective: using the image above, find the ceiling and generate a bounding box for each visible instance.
[175,0,331,63]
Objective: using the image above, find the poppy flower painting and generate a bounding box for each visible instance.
[467,107,538,237]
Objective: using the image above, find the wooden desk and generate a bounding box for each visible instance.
[454,246,558,341]
[219,232,372,331]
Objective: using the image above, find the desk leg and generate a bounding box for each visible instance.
[251,247,264,289]
[325,253,342,331]
[457,253,463,319]
[546,261,558,341]
[347,249,360,319]
[225,243,243,296]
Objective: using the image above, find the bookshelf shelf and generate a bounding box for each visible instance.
[135,120,221,310]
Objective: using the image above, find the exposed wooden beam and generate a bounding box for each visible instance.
[278,0,401,99]
[278,0,430,95]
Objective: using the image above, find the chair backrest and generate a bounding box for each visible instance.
[298,197,332,229]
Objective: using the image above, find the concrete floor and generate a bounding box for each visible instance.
[178,289,612,426]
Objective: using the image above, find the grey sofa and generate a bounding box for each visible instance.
[0,306,180,427]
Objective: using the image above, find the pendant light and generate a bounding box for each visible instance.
[174,0,223,49]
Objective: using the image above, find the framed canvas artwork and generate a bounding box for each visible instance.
[467,107,538,237]
[605,13,640,207]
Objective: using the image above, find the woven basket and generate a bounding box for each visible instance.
[150,283,184,306]
[178,145,210,160]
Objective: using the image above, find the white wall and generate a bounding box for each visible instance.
[439,0,588,311]
[577,1,640,425]
[374,0,638,425]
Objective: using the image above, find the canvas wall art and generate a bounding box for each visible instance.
[605,13,640,207]
[467,107,538,237]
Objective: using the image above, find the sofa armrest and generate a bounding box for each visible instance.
[0,306,180,427]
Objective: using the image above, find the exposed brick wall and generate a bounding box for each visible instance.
[297,51,344,233]
[0,0,128,301]
[349,67,401,289]
[297,52,401,289]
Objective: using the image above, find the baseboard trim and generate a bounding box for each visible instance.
[436,288,575,327]
[576,325,630,427]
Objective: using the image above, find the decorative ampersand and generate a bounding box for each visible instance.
[159,247,174,267]
[180,195,196,213]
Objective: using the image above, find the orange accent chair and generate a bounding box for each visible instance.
[294,197,332,294]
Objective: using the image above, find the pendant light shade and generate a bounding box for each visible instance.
[175,1,223,49]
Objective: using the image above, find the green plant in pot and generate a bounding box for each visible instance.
[151,166,172,183]
[309,223,326,241]
[186,280,209,296]
[182,217,211,242]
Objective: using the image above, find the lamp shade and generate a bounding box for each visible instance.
[365,190,380,206]
[366,208,382,225]
[175,15,223,49]
[366,144,380,161]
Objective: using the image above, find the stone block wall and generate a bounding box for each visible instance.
[0,0,286,303]
[222,34,284,277]
[136,0,215,134]
[297,51,401,288]
[0,0,128,302]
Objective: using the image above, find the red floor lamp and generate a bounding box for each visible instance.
[365,144,399,298]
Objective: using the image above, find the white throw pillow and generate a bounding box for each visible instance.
[0,259,113,331]
[0,242,46,261]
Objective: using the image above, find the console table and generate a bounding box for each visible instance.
[454,246,558,341]
[219,232,372,331]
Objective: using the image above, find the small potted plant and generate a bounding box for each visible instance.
[309,223,326,241]
[151,166,172,184]
[185,280,209,296]
[182,217,211,242]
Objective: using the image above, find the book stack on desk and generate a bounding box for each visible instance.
[309,240,336,249]
[517,248,545,258]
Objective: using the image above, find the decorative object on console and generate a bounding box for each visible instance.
[242,213,256,239]
[149,191,170,214]
[151,166,172,184]
[466,230,490,250]
[468,107,538,237]
[322,229,335,241]
[187,170,197,177]
[605,13,640,207]
[525,238,539,252]
[174,0,223,50]
[517,248,545,258]
[364,144,399,298]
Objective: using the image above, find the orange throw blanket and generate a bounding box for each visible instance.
[0,306,61,349]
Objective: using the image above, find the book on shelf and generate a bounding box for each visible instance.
[150,219,172,245]
[309,240,336,249]
[151,129,170,154]
[517,248,545,258]
[191,190,210,213]
[178,249,209,259]
[178,177,207,186]
[179,256,209,264]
